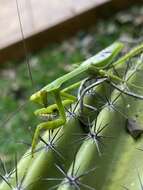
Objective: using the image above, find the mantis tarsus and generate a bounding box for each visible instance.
[30,41,143,156]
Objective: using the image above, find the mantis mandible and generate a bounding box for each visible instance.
[30,41,143,156]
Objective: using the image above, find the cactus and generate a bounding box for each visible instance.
[0,47,143,190]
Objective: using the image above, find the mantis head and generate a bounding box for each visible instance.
[30,90,47,107]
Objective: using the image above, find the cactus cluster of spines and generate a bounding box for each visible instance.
[0,48,143,190]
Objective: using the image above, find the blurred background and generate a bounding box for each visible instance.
[0,0,142,166]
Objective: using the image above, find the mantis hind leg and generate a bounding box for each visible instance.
[90,65,143,100]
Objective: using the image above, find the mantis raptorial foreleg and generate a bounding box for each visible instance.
[31,83,82,155]
[34,81,82,116]
[34,99,75,117]
[32,91,66,155]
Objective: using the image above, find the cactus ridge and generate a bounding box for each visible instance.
[45,154,96,190]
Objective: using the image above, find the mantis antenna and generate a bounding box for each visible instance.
[15,0,34,88]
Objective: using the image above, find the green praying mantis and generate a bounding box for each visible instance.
[30,41,143,156]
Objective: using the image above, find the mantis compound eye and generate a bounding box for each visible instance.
[30,90,47,107]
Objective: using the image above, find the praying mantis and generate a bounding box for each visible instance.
[30,41,143,156]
